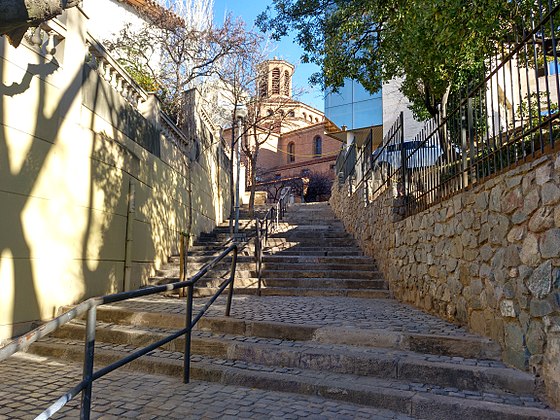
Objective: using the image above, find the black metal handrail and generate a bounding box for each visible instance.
[254,187,291,296]
[0,243,239,420]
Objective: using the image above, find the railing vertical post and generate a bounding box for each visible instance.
[256,222,262,296]
[226,246,237,316]
[265,214,269,241]
[467,97,476,184]
[399,112,407,198]
[80,306,97,420]
[461,105,469,189]
[179,233,185,281]
[183,284,193,384]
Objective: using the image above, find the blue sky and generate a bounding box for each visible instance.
[212,0,324,111]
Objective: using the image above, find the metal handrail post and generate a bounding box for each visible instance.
[225,246,237,316]
[80,306,97,420]
[255,221,262,296]
[265,215,269,242]
[183,284,194,384]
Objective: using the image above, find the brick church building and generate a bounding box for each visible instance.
[251,59,341,200]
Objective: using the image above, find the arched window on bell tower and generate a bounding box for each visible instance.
[283,70,290,96]
[272,67,280,95]
[259,76,268,98]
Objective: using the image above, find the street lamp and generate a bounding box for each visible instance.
[234,104,248,239]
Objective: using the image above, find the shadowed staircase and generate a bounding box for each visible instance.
[150,202,389,299]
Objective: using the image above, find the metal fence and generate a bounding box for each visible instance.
[338,0,560,218]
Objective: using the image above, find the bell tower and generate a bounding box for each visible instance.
[258,59,295,99]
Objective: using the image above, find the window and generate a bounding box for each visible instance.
[283,70,290,96]
[267,109,274,116]
[288,110,295,117]
[314,136,322,157]
[259,77,268,97]
[287,142,295,163]
[272,67,280,94]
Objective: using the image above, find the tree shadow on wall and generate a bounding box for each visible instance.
[0,38,83,337]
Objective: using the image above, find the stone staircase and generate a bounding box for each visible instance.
[8,202,560,419]
[151,202,389,299]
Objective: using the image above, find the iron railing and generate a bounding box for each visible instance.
[338,0,560,218]
[0,243,239,420]
[254,187,291,295]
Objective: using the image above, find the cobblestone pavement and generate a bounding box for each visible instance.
[112,295,478,337]
[0,353,413,419]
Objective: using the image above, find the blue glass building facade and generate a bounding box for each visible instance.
[324,79,383,130]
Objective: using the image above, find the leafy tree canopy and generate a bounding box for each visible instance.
[257,0,526,119]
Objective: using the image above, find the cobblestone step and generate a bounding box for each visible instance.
[261,270,383,280]
[43,322,535,396]
[261,261,378,270]
[153,269,256,280]
[175,255,255,264]
[149,276,259,288]
[259,287,390,298]
[264,248,364,256]
[262,254,377,265]
[26,338,560,420]
[85,304,502,361]
[260,278,386,289]
[265,238,358,247]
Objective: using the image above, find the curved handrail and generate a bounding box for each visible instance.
[254,187,291,296]
[0,243,239,420]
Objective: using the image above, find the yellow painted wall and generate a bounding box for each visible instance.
[0,9,230,341]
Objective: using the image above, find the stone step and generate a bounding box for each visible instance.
[261,270,383,280]
[152,269,256,280]
[27,338,559,420]
[266,238,357,246]
[157,263,256,276]
[264,247,364,256]
[260,278,386,289]
[261,261,377,271]
[171,255,256,264]
[153,266,383,283]
[146,284,387,299]
[261,255,376,265]
[258,288,390,299]
[45,322,536,397]
[89,307,503,361]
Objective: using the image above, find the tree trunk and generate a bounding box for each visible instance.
[438,82,453,159]
[248,153,258,216]
[228,122,235,235]
[1,0,80,47]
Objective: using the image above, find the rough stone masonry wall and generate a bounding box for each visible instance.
[330,152,560,407]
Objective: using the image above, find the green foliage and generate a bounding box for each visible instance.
[258,0,529,119]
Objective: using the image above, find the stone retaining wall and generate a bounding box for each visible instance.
[330,152,560,407]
